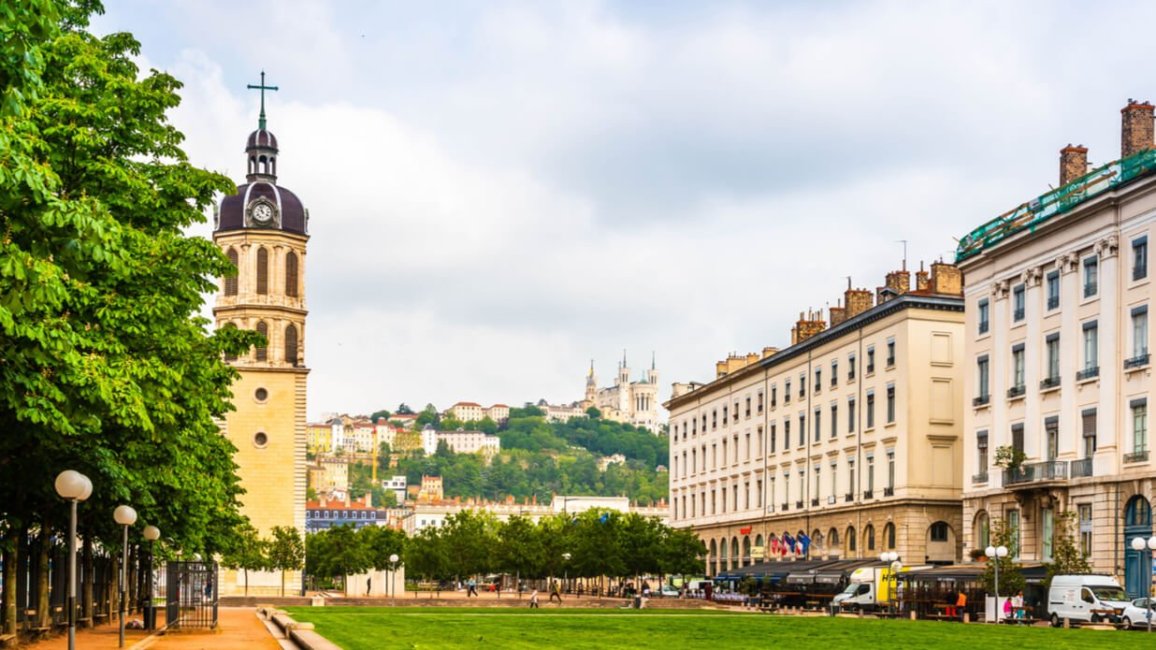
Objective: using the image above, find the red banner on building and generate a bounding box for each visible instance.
[739,526,752,535]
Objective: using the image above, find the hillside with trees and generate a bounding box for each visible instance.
[356,404,669,506]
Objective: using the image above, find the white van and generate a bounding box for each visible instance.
[1047,574,1131,626]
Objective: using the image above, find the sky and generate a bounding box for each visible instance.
[92,0,1156,421]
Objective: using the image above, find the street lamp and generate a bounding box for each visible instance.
[388,553,399,603]
[142,526,160,631]
[562,552,571,597]
[879,552,900,614]
[114,505,137,648]
[985,545,1009,623]
[55,470,92,650]
[1129,535,1156,632]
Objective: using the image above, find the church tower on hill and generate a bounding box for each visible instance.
[212,73,308,595]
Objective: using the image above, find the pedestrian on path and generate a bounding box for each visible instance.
[549,580,562,604]
[467,578,478,597]
[529,590,540,608]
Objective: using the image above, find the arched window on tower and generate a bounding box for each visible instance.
[285,251,299,297]
[255,321,268,362]
[285,324,299,366]
[225,248,239,296]
[258,155,268,174]
[256,247,268,295]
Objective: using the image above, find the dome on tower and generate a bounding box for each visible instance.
[216,182,308,235]
[246,128,279,151]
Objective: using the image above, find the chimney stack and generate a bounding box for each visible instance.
[1122,99,1155,158]
[791,310,826,344]
[829,299,847,327]
[1059,144,1088,186]
[844,283,874,319]
[929,261,964,296]
[915,261,930,292]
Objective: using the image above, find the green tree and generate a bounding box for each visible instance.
[396,403,414,415]
[585,407,601,419]
[441,510,498,579]
[405,526,449,584]
[267,526,305,597]
[307,525,369,583]
[659,527,706,577]
[219,523,268,597]
[1045,511,1092,587]
[370,409,391,423]
[980,518,1025,596]
[415,404,440,428]
[360,525,406,572]
[496,515,544,586]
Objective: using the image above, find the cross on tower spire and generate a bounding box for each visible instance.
[247,70,279,130]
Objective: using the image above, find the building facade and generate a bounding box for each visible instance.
[305,494,380,533]
[958,101,1156,598]
[667,264,966,575]
[213,94,309,594]
[584,355,662,432]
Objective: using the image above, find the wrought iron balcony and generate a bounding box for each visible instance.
[971,471,989,484]
[1002,460,1068,486]
[973,394,990,407]
[883,487,894,497]
[1013,308,1025,321]
[979,321,989,334]
[811,498,819,507]
[1040,376,1061,390]
[1047,296,1060,310]
[795,500,804,510]
[863,490,874,499]
[1076,366,1099,381]
[1124,353,1151,370]
[1124,450,1149,464]
[844,493,853,503]
[1007,385,1026,399]
[1069,458,1093,478]
[780,502,789,511]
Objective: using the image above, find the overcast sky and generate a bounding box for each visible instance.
[94,0,1156,421]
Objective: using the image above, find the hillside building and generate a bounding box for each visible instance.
[583,354,662,433]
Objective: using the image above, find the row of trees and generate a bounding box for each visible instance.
[400,510,704,589]
[219,525,306,597]
[304,525,405,584]
[1,0,256,635]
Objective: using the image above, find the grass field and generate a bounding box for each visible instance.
[284,607,1156,650]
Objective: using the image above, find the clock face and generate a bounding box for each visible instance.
[251,202,274,225]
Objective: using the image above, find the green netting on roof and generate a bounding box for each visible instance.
[955,149,1156,262]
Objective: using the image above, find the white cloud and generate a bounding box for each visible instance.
[93,0,1156,419]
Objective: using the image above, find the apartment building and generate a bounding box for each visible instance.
[667,264,965,575]
[958,101,1156,598]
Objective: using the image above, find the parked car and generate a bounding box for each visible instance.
[1121,597,1155,630]
[1047,575,1131,625]
[659,585,679,597]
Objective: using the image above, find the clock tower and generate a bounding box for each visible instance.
[213,74,309,595]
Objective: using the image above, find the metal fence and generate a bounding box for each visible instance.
[164,562,218,630]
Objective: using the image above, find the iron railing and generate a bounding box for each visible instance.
[1125,353,1150,370]
[956,149,1156,261]
[1124,450,1149,463]
[1069,458,1094,478]
[1007,385,1026,398]
[1076,366,1099,381]
[1003,460,1068,486]
[971,471,989,484]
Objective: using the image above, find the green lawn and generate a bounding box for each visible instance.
[284,607,1156,650]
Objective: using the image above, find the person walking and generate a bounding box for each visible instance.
[955,589,967,620]
[467,578,478,598]
[1012,590,1025,620]
[549,580,562,604]
[529,589,540,608]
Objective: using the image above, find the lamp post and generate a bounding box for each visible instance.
[114,505,137,648]
[1130,535,1156,632]
[562,552,571,596]
[879,551,900,614]
[55,470,93,650]
[142,526,159,631]
[985,545,1009,623]
[388,553,399,604]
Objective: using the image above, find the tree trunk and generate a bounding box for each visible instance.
[243,569,249,597]
[280,570,285,597]
[36,527,49,628]
[1,529,17,636]
[110,555,119,624]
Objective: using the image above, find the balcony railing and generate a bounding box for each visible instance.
[811,498,819,507]
[1124,450,1150,464]
[1076,366,1099,381]
[795,500,804,510]
[1069,458,1094,478]
[781,502,789,512]
[973,395,990,407]
[1003,460,1068,486]
[827,495,837,505]
[1125,353,1151,370]
[1007,385,1026,399]
[883,487,894,497]
[863,490,874,500]
[1013,308,1025,321]
[971,471,989,484]
[1040,376,1061,390]
[1047,296,1060,310]
[844,493,853,503]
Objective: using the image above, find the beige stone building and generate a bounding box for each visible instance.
[958,100,1156,598]
[667,264,965,575]
[213,101,309,595]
